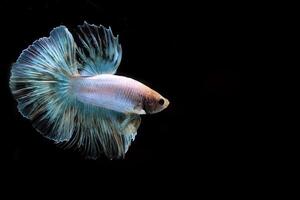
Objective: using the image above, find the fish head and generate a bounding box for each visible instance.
[143,90,169,114]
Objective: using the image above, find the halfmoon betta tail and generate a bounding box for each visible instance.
[9,22,169,159]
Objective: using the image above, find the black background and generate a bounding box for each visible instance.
[0,0,256,181]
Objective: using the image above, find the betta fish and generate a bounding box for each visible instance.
[9,22,169,159]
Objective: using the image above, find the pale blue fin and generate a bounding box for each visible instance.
[10,24,140,159]
[10,26,78,142]
[60,104,141,159]
[76,21,122,75]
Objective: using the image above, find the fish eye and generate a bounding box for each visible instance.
[158,98,164,105]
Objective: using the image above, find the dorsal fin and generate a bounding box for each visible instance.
[76,22,122,76]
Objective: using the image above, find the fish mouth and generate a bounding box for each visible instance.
[164,98,170,108]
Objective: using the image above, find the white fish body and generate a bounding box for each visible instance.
[72,74,169,115]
